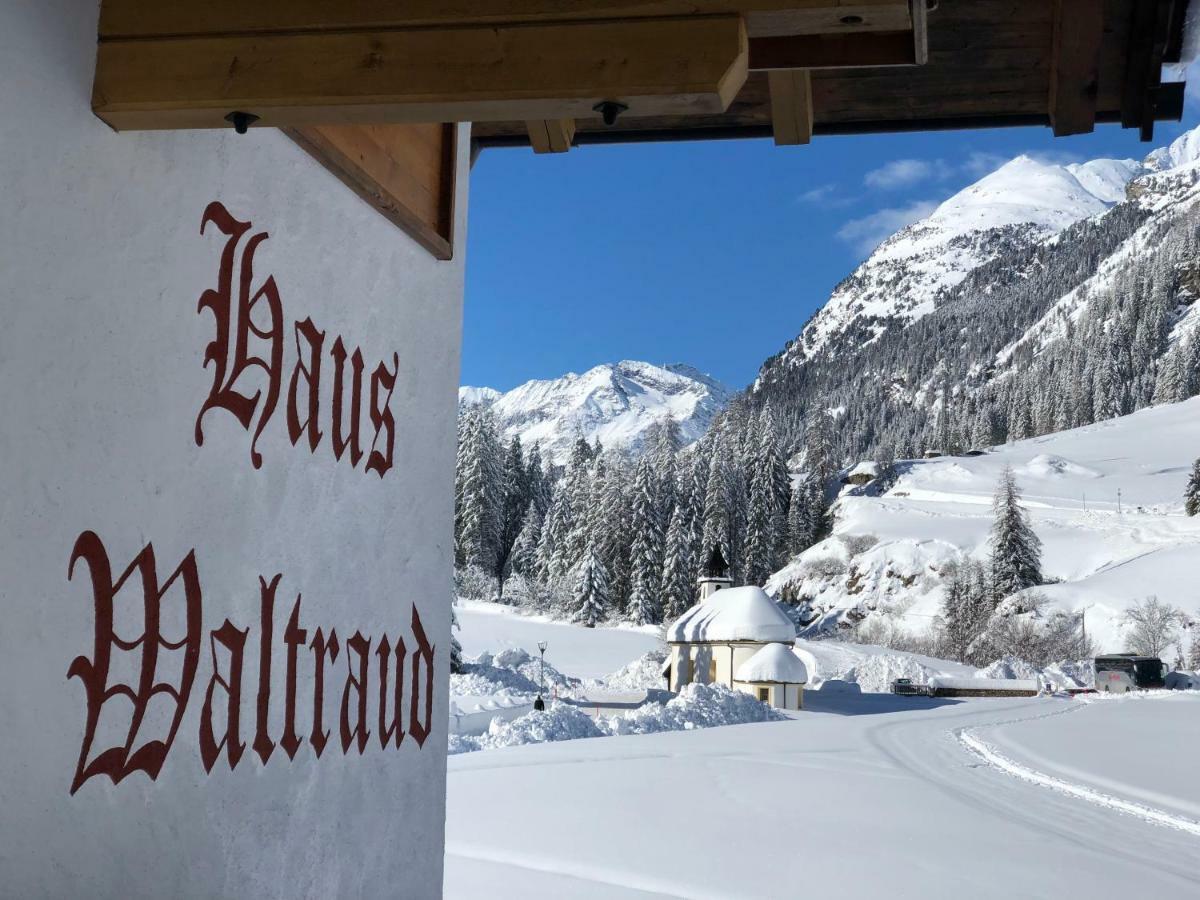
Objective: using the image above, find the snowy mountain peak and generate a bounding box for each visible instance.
[778,147,1153,364]
[1143,123,1200,172]
[461,361,731,463]
[458,385,501,408]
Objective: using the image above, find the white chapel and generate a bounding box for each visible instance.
[664,547,807,711]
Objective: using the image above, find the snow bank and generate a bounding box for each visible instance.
[793,638,976,693]
[977,656,1093,689]
[449,684,783,754]
[451,648,578,702]
[608,684,785,736]
[595,648,670,692]
[929,676,1040,692]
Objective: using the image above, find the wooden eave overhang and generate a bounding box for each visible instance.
[91,1,1191,252]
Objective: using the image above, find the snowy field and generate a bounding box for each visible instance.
[770,397,1200,652]
[444,692,1200,897]
[447,584,1200,897]
[457,599,661,681]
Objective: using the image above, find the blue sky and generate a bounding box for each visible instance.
[463,107,1200,393]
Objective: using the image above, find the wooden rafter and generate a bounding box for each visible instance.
[1048,0,1104,137]
[93,16,750,131]
[98,1,914,40]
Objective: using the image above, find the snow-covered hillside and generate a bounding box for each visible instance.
[460,360,730,463]
[768,398,1200,654]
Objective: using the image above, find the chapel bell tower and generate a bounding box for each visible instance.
[698,545,733,600]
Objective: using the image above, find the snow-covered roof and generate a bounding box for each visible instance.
[735,643,808,684]
[847,461,879,479]
[667,586,796,644]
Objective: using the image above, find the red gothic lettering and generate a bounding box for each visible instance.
[330,337,364,468]
[366,353,399,479]
[376,634,407,749]
[287,317,325,452]
[199,620,249,772]
[409,606,435,748]
[340,632,371,754]
[194,201,284,470]
[281,597,307,760]
[309,627,340,758]
[67,532,203,794]
[253,575,279,765]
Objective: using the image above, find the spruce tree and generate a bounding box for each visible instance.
[786,482,811,556]
[1185,457,1200,517]
[661,506,695,620]
[804,407,836,481]
[572,544,610,628]
[939,559,992,664]
[743,463,776,586]
[627,455,665,625]
[455,407,502,576]
[989,466,1043,598]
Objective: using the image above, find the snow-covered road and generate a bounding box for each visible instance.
[444,694,1200,898]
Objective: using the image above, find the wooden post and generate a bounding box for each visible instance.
[768,69,812,145]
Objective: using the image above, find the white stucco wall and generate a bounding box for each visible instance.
[669,643,767,691]
[0,2,467,897]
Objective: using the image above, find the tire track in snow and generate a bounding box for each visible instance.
[957,727,1200,838]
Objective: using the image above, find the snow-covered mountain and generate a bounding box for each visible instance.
[788,153,1148,360]
[460,361,731,463]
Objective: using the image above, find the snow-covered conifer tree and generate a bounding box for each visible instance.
[989,466,1043,598]
[1185,456,1200,517]
[454,407,502,575]
[804,407,836,482]
[572,543,610,628]
[627,455,665,625]
[661,506,694,620]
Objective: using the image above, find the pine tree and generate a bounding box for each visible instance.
[701,440,733,572]
[627,455,665,624]
[661,505,694,620]
[743,461,776,586]
[1188,627,1200,671]
[989,466,1043,598]
[786,482,811,556]
[572,543,610,628]
[1186,457,1200,517]
[939,559,992,664]
[450,599,464,673]
[804,407,836,481]
[454,407,502,576]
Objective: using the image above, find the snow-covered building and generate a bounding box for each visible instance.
[734,643,808,710]
[842,460,879,487]
[665,548,803,710]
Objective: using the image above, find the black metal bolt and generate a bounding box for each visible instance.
[593,100,629,126]
[224,111,260,134]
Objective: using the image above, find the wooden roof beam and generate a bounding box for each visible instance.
[527,119,577,154]
[1048,0,1104,137]
[92,16,750,131]
[98,1,914,40]
[769,69,813,144]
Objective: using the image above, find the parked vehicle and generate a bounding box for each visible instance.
[1094,655,1167,693]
